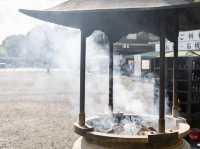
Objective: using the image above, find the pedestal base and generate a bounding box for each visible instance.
[72,137,191,149]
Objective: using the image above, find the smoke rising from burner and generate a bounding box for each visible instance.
[17,23,160,116]
[0,0,167,119]
[1,15,169,126]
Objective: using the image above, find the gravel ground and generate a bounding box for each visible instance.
[0,101,77,149]
[0,69,156,149]
[0,69,79,149]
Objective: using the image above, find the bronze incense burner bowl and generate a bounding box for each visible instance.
[73,114,190,149]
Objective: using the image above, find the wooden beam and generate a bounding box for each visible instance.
[109,41,114,112]
[159,18,166,133]
[172,38,178,117]
[79,31,86,126]
[172,16,179,117]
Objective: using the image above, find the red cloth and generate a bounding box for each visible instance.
[189,129,200,142]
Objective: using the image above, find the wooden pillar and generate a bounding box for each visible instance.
[79,31,86,126]
[172,38,178,117]
[109,41,114,112]
[172,19,179,117]
[159,23,166,133]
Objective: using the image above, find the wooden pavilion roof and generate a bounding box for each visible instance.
[19,0,200,42]
[48,0,194,11]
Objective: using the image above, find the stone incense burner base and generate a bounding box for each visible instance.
[72,137,191,149]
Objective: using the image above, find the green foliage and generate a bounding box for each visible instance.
[2,35,26,57]
[0,45,7,56]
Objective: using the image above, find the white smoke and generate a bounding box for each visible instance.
[0,0,167,123]
[114,77,155,115]
[29,25,157,117]
[16,24,158,117]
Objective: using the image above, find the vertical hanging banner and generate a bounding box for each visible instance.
[134,55,141,77]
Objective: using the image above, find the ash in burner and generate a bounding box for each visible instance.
[87,114,159,136]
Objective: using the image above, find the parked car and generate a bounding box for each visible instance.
[0,63,6,68]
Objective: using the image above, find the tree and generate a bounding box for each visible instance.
[2,35,26,57]
[0,45,7,57]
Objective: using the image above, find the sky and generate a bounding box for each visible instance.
[1,0,200,50]
[0,0,65,43]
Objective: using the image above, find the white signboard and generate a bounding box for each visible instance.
[142,60,150,70]
[156,30,200,52]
